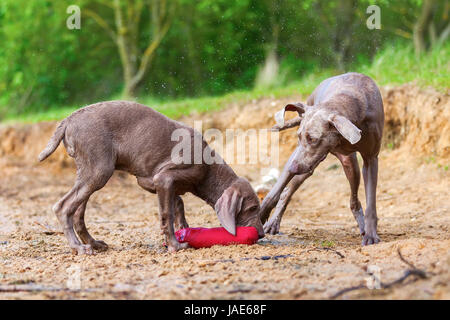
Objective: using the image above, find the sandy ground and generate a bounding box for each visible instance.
[0,84,448,299]
[0,147,448,300]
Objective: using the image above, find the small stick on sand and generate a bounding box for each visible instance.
[197,254,295,265]
[0,284,101,293]
[33,221,63,235]
[0,284,71,293]
[307,247,345,258]
[330,248,428,299]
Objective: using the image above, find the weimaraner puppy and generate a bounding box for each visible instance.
[39,101,264,254]
[260,72,384,246]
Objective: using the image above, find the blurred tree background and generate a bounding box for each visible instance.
[0,0,448,117]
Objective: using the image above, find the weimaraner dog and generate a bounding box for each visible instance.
[39,101,264,254]
[260,73,384,246]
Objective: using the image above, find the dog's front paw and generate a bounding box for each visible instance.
[362,218,380,246]
[71,244,94,255]
[167,241,190,253]
[91,240,108,251]
[362,232,380,246]
[263,216,281,235]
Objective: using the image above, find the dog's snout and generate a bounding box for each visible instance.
[246,220,265,239]
[255,221,265,239]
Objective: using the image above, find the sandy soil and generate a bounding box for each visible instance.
[0,147,448,300]
[0,84,449,300]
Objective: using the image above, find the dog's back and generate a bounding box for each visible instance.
[40,101,195,177]
[307,72,384,125]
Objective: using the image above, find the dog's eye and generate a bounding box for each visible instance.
[306,133,319,145]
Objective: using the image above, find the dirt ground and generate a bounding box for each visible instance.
[0,84,449,300]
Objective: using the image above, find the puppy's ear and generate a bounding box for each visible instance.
[215,187,243,236]
[274,102,307,127]
[329,114,362,145]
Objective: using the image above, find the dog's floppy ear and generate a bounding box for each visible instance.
[329,114,362,145]
[274,102,307,128]
[215,186,243,236]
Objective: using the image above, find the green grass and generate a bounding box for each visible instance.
[2,43,448,124]
[2,69,335,124]
[359,42,449,90]
[140,69,335,119]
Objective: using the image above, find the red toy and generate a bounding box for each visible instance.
[175,226,259,248]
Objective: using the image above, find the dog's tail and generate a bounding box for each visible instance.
[38,119,67,162]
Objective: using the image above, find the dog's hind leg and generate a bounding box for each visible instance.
[73,200,108,252]
[334,152,365,236]
[362,155,380,245]
[53,163,114,255]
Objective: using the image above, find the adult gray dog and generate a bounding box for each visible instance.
[260,72,384,246]
[39,101,264,254]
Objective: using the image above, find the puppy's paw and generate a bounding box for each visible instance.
[362,218,380,246]
[167,241,190,253]
[71,244,94,255]
[91,240,108,251]
[362,233,380,246]
[263,217,281,235]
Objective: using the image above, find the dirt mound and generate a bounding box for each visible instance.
[381,84,450,162]
[0,122,71,171]
[0,84,448,169]
[181,84,449,166]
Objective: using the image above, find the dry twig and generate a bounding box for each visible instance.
[0,283,103,293]
[330,248,428,299]
[33,221,63,235]
[307,247,345,258]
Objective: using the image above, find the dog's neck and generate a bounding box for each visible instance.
[195,163,238,208]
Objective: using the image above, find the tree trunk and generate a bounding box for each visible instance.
[116,24,139,98]
[413,0,436,55]
[109,0,173,99]
[334,0,357,71]
[255,0,280,89]
[123,71,139,98]
[255,45,279,89]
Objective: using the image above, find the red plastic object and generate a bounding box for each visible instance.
[175,226,259,248]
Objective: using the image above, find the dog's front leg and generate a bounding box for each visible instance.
[260,150,298,223]
[362,156,380,245]
[174,195,189,231]
[264,172,311,234]
[154,173,189,252]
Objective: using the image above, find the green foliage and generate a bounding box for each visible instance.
[359,41,449,90]
[4,41,447,124]
[0,0,447,120]
[0,0,122,116]
[2,68,335,123]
